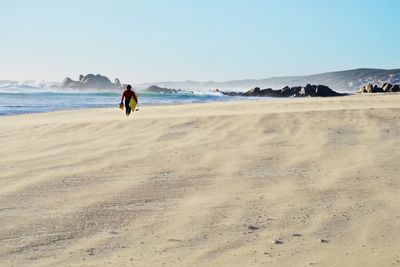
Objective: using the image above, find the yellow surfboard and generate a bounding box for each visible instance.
[129,97,137,112]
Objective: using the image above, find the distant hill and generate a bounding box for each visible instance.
[137,68,400,93]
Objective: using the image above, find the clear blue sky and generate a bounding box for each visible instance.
[1,0,399,83]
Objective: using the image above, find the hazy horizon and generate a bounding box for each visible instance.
[1,0,400,83]
[1,67,399,86]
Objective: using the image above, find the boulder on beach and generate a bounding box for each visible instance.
[218,84,345,98]
[259,88,274,96]
[280,86,294,97]
[359,84,374,93]
[244,87,261,96]
[392,84,400,92]
[357,83,400,93]
[315,85,339,97]
[300,84,316,97]
[382,83,393,92]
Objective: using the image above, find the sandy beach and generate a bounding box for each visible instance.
[1,94,400,266]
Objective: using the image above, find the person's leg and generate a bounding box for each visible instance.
[125,99,131,115]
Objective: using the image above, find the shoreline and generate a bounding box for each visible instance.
[0,93,400,118]
[1,93,399,119]
[1,91,398,118]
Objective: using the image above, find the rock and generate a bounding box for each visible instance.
[359,83,400,93]
[373,84,383,93]
[218,90,239,96]
[297,84,346,97]
[273,239,284,244]
[248,225,259,230]
[392,84,400,92]
[315,85,342,97]
[362,83,374,93]
[358,83,375,93]
[292,233,302,237]
[218,84,344,98]
[245,87,261,96]
[382,83,393,92]
[300,84,316,97]
[290,86,302,96]
[320,239,329,243]
[259,88,274,96]
[81,74,112,88]
[145,85,182,94]
[62,77,73,88]
[61,74,121,89]
[115,78,121,87]
[280,86,293,97]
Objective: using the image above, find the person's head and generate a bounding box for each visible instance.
[127,84,132,90]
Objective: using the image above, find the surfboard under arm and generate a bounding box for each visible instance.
[129,97,137,112]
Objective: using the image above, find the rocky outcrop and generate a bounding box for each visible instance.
[145,85,183,94]
[357,83,400,93]
[382,83,393,92]
[61,74,122,89]
[217,84,345,98]
[115,78,121,87]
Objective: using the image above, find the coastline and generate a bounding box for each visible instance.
[1,94,400,266]
[1,92,399,119]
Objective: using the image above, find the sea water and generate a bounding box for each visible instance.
[0,82,237,116]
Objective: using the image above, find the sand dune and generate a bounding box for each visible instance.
[1,94,400,266]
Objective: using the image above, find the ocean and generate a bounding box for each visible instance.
[0,82,237,116]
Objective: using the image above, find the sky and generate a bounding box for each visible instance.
[1,0,400,83]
